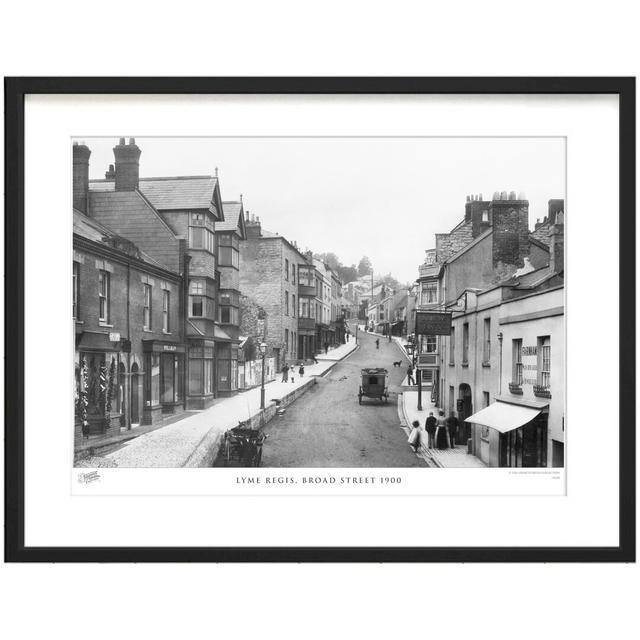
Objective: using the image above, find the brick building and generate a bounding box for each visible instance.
[73,206,185,445]
[239,213,309,369]
[85,138,233,409]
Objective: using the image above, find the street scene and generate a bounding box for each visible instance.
[73,137,565,469]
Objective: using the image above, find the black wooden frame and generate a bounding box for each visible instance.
[4,77,635,562]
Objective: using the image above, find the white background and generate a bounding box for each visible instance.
[1,2,638,640]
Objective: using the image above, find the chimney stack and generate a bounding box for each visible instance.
[113,137,141,191]
[549,211,564,274]
[72,141,91,213]
[245,210,262,239]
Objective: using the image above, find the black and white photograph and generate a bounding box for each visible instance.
[72,136,565,472]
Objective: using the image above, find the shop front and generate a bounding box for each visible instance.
[142,340,185,424]
[466,399,549,467]
[75,331,123,438]
[187,339,215,409]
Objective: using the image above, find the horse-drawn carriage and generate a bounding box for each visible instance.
[358,368,389,405]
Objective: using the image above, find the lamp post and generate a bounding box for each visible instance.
[497,332,503,396]
[259,341,267,411]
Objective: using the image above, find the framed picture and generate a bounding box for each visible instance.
[4,77,635,562]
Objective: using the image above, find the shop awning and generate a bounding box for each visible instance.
[466,401,542,434]
[76,331,116,352]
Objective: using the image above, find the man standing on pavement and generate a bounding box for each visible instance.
[375,338,380,349]
[446,412,459,448]
[425,411,437,449]
[281,363,289,383]
[406,364,415,386]
[324,341,329,354]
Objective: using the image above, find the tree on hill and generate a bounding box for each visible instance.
[357,256,372,276]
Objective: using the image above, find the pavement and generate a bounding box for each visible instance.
[400,391,486,468]
[255,327,427,468]
[75,340,359,468]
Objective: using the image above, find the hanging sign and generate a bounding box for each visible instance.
[415,311,452,336]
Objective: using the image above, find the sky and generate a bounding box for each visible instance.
[81,137,565,284]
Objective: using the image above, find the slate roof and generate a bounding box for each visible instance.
[90,175,218,211]
[217,201,243,232]
[73,208,165,269]
[88,191,180,273]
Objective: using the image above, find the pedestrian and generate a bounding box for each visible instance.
[435,410,448,449]
[298,363,305,377]
[281,363,289,383]
[312,354,318,364]
[408,420,421,452]
[375,338,380,349]
[324,341,329,354]
[446,412,459,448]
[406,364,415,386]
[388,332,392,342]
[425,411,437,449]
[290,365,295,383]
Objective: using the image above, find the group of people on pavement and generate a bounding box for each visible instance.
[281,363,305,383]
[409,410,459,452]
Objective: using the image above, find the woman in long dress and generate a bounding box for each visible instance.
[435,410,449,449]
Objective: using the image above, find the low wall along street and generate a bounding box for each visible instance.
[184,377,318,467]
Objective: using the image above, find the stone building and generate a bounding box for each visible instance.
[414,192,557,406]
[73,207,185,446]
[434,202,565,467]
[86,138,232,409]
[239,213,309,369]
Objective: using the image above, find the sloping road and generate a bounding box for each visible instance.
[262,327,426,467]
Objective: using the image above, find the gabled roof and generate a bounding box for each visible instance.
[217,201,247,238]
[73,208,165,269]
[90,175,218,212]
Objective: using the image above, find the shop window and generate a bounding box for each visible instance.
[73,261,79,319]
[143,283,152,330]
[163,290,170,332]
[98,270,110,323]
[188,347,214,396]
[145,353,160,406]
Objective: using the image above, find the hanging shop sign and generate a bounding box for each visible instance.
[415,311,452,336]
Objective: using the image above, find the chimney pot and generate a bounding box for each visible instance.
[509,190,516,200]
[119,137,125,145]
[129,137,135,145]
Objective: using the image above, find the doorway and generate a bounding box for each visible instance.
[131,363,140,426]
[458,383,473,444]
